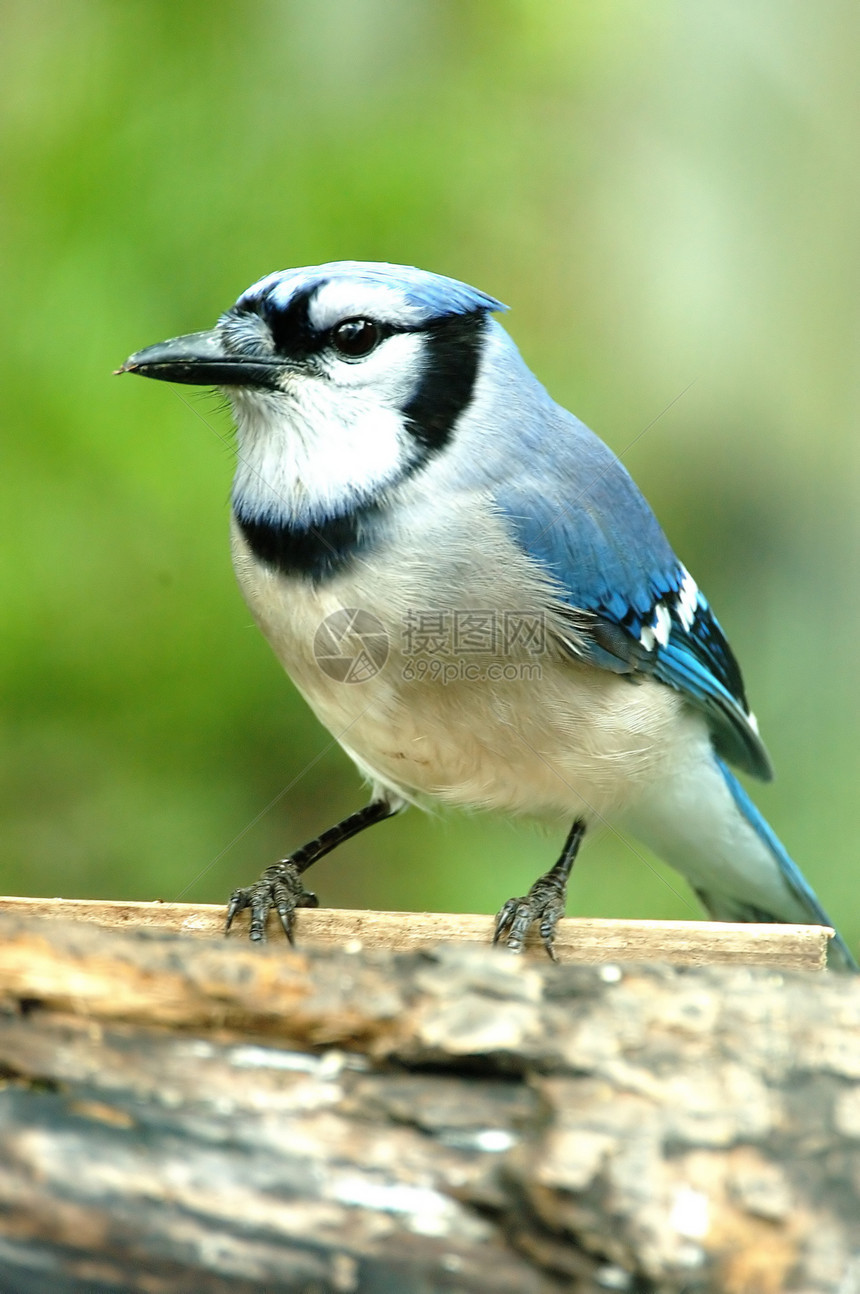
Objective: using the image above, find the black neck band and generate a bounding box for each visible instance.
[234,504,383,582]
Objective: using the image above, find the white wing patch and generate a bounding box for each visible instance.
[675,567,699,631]
[638,569,698,652]
[639,600,672,652]
[653,602,672,646]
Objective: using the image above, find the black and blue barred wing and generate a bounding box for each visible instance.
[494,416,773,781]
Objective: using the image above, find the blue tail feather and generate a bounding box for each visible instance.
[716,759,856,971]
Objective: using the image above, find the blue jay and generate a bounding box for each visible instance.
[120,261,855,969]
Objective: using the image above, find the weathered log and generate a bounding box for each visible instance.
[0,909,857,1293]
[0,895,835,969]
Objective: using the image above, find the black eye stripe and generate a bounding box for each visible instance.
[235,298,397,361]
[226,293,483,408]
[254,288,319,358]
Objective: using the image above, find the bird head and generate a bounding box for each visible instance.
[120,261,507,525]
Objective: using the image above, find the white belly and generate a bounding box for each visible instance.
[231,524,688,824]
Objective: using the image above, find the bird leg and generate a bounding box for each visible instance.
[494,818,586,960]
[225,799,397,943]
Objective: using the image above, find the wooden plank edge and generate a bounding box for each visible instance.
[0,896,832,969]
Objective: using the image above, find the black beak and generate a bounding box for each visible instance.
[116,329,281,389]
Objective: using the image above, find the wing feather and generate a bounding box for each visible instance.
[494,414,772,780]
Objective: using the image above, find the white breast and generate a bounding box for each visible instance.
[230,515,687,825]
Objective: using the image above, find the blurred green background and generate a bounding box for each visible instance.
[2,1,858,959]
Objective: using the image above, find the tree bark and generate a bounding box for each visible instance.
[0,910,857,1292]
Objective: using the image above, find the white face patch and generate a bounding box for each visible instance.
[320,330,425,395]
[307,279,429,332]
[226,331,427,526]
[218,264,492,535]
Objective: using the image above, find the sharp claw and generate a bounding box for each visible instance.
[540,913,561,961]
[493,898,517,945]
[224,861,318,944]
[500,899,532,955]
[275,902,295,944]
[495,887,563,958]
[224,889,249,934]
[494,820,581,960]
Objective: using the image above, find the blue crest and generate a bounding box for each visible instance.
[237,260,507,325]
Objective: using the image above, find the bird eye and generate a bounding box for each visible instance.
[330,318,381,359]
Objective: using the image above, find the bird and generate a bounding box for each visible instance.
[119,260,855,970]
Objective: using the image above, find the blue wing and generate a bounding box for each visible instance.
[494,411,773,781]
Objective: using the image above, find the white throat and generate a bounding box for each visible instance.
[227,381,410,526]
[226,327,430,526]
